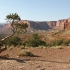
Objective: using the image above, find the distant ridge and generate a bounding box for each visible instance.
[0,18,70,34]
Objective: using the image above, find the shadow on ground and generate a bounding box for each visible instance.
[0,55,40,63]
[0,56,24,63]
[0,56,70,64]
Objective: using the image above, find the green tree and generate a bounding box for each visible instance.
[0,13,28,52]
[14,23,28,34]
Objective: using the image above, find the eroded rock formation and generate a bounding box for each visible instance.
[64,18,70,29]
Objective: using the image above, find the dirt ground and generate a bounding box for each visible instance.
[0,46,70,70]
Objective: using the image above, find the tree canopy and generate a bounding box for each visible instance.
[0,13,28,52]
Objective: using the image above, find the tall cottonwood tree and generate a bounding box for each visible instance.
[0,13,28,52]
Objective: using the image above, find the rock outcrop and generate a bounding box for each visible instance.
[64,18,70,29]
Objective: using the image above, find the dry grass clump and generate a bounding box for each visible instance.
[18,50,34,57]
[0,54,9,59]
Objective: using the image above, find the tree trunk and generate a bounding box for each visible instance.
[0,22,15,53]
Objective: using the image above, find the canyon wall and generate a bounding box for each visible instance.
[0,18,70,34]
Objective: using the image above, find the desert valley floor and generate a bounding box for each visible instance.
[0,46,70,70]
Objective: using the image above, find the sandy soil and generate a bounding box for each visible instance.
[0,46,70,70]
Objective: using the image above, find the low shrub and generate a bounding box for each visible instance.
[5,36,22,47]
[62,39,70,46]
[18,50,34,57]
[23,34,46,47]
[46,40,63,47]
[52,40,63,46]
[23,39,46,47]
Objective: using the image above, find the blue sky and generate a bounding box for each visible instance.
[0,0,70,23]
